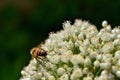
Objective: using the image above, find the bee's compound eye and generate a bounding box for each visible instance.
[40,51,47,56]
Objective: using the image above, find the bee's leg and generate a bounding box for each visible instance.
[36,57,48,68]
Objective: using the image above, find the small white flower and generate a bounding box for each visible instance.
[99,75,108,80]
[113,39,120,46]
[79,46,88,55]
[89,51,98,59]
[87,72,94,78]
[74,19,82,27]
[60,73,69,80]
[112,28,120,34]
[83,67,89,75]
[71,32,78,40]
[102,20,108,27]
[60,54,72,63]
[81,21,90,30]
[21,70,28,76]
[70,68,83,80]
[46,62,57,70]
[94,60,100,67]
[31,58,37,65]
[111,33,117,39]
[67,39,74,49]
[100,31,111,42]
[83,76,92,80]
[102,53,112,62]
[108,73,114,80]
[112,57,117,65]
[114,50,120,59]
[66,67,72,75]
[32,72,42,80]
[117,35,120,39]
[84,57,91,66]
[30,66,37,71]
[63,21,71,28]
[96,54,102,60]
[29,71,36,76]
[100,62,111,70]
[78,32,85,40]
[101,42,114,53]
[47,55,60,64]
[85,26,98,39]
[70,54,84,65]
[101,70,108,75]
[90,36,99,47]
[57,67,65,76]
[41,77,46,80]
[48,75,55,80]
[74,40,81,47]
[20,78,31,80]
[106,25,111,31]
[116,71,120,78]
[117,59,120,66]
[83,39,90,48]
[94,76,99,80]
[112,66,118,73]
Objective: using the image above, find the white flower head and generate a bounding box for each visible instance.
[20,19,120,80]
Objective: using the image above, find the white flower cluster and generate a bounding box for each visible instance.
[20,19,120,80]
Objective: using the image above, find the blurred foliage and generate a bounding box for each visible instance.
[0,0,120,80]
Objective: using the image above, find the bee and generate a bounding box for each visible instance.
[30,47,47,60]
[30,42,47,60]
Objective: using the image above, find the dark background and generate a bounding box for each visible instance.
[0,0,120,80]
